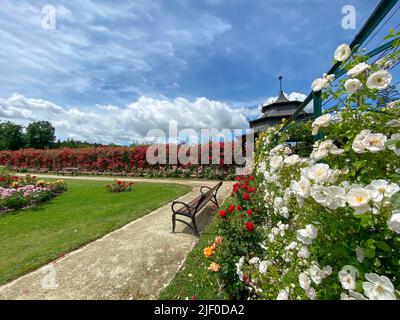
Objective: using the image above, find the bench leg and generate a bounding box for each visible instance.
[192,217,200,237]
[172,214,176,233]
[211,195,219,208]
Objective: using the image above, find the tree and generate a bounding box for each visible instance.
[0,121,25,150]
[25,121,56,149]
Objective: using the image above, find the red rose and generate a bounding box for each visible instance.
[228,205,235,212]
[247,209,253,216]
[249,176,254,180]
[237,205,242,210]
[243,193,250,200]
[235,176,241,181]
[245,222,255,232]
[219,210,227,218]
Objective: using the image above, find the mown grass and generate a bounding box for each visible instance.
[0,179,190,285]
[159,216,228,300]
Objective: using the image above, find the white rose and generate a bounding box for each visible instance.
[387,99,400,109]
[291,178,311,198]
[284,154,300,165]
[297,224,318,245]
[311,185,331,207]
[345,78,362,94]
[327,186,346,210]
[345,187,371,214]
[363,133,387,152]
[387,212,400,234]
[334,43,351,62]
[339,271,356,290]
[309,265,324,285]
[386,119,400,128]
[362,273,396,300]
[347,62,370,77]
[299,272,311,290]
[388,133,400,156]
[259,261,269,274]
[307,163,332,183]
[270,155,283,172]
[311,78,329,92]
[276,288,289,300]
[249,257,260,265]
[366,70,392,90]
[313,114,332,128]
[297,246,310,259]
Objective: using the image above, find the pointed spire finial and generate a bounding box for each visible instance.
[278,76,283,93]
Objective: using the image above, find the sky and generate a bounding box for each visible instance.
[0,0,380,144]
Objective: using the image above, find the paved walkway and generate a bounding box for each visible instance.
[0,175,233,300]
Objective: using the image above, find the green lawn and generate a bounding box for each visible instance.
[0,179,190,285]
[159,216,228,300]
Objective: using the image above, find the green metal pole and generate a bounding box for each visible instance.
[313,91,323,141]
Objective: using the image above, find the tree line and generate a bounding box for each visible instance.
[0,120,114,150]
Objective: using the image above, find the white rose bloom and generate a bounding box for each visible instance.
[386,183,400,198]
[297,246,310,259]
[366,180,399,202]
[344,78,362,94]
[297,224,318,245]
[286,241,298,250]
[387,99,400,109]
[276,288,289,300]
[313,114,332,128]
[323,73,335,83]
[341,291,368,300]
[351,130,371,153]
[356,246,365,263]
[299,272,311,290]
[327,186,346,210]
[362,273,396,300]
[346,187,371,214]
[363,133,387,152]
[387,212,400,234]
[311,185,331,207]
[249,257,260,265]
[284,154,300,165]
[270,155,283,172]
[339,271,356,290]
[309,265,324,285]
[311,78,329,92]
[366,70,392,90]
[305,287,317,300]
[334,43,351,62]
[376,58,393,69]
[307,163,332,183]
[386,119,400,127]
[259,261,269,274]
[347,62,370,77]
[388,133,400,156]
[291,178,311,198]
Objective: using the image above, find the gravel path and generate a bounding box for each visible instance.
[0,175,233,300]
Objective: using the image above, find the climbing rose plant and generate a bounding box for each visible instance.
[211,34,400,300]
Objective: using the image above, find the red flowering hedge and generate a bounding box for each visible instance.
[0,142,242,179]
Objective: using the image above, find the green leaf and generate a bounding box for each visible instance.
[376,241,390,252]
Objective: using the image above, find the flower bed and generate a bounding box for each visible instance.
[0,175,67,212]
[207,37,400,300]
[0,142,241,180]
[106,180,134,193]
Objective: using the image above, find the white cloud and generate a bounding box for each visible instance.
[0,93,249,145]
[263,91,307,105]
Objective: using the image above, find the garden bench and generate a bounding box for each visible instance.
[172,182,222,236]
[59,167,80,175]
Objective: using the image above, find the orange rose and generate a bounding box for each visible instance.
[203,246,214,258]
[208,262,221,272]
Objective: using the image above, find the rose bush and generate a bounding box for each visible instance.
[106,180,134,193]
[0,174,67,212]
[208,35,400,300]
[0,142,240,180]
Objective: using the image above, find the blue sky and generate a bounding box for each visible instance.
[0,0,381,144]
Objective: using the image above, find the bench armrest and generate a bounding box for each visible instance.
[200,186,212,194]
[172,201,192,214]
